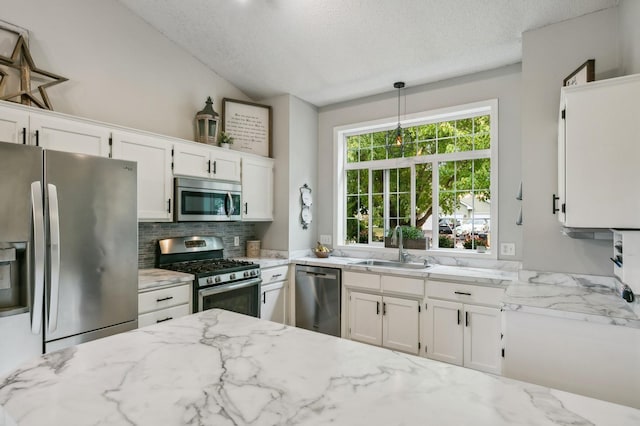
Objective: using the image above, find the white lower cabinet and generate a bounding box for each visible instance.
[138,283,192,328]
[422,280,503,375]
[348,291,420,355]
[260,265,288,324]
[260,282,286,323]
[504,310,640,408]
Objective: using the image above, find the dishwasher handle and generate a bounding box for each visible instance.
[303,271,337,280]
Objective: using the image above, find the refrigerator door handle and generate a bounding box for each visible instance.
[47,183,61,332]
[30,181,45,334]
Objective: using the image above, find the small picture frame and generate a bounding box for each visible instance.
[563,59,595,87]
[222,98,272,158]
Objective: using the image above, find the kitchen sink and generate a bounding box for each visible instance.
[351,259,430,270]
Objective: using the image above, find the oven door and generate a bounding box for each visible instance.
[197,278,261,317]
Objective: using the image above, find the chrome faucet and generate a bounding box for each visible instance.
[391,225,410,263]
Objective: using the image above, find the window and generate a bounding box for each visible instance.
[338,100,497,253]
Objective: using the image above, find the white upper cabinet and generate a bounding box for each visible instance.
[0,103,28,144]
[173,141,241,182]
[112,130,173,221]
[0,102,110,157]
[212,149,242,182]
[30,113,111,157]
[558,73,640,228]
[242,155,274,221]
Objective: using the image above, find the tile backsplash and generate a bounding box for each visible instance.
[138,222,257,269]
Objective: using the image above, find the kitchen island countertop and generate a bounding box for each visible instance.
[1,309,639,426]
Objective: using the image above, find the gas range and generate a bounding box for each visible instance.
[157,236,261,286]
[163,259,260,287]
[157,236,262,317]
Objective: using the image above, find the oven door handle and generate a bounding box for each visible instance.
[200,278,262,296]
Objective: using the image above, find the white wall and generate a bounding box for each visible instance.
[288,96,318,251]
[259,94,318,252]
[620,0,640,74]
[0,0,250,141]
[258,95,291,251]
[521,8,620,274]
[317,64,523,259]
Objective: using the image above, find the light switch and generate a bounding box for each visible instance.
[500,243,516,256]
[320,235,332,245]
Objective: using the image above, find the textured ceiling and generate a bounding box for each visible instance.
[119,0,618,107]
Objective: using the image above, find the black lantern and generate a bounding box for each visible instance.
[195,96,220,145]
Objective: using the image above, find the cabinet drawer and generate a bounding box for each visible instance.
[344,271,381,290]
[427,280,503,307]
[381,275,424,297]
[138,304,190,328]
[262,265,289,283]
[138,284,191,314]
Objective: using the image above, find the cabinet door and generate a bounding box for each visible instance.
[0,103,29,144]
[423,299,463,366]
[382,296,419,354]
[173,142,211,178]
[242,156,274,221]
[261,282,286,324]
[561,75,640,228]
[463,304,502,374]
[30,114,110,157]
[348,291,382,346]
[211,149,241,182]
[112,131,173,221]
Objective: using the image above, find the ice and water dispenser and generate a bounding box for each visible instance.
[0,244,29,317]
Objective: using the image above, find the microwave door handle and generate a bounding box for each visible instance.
[47,184,61,332]
[30,181,45,334]
[227,192,235,216]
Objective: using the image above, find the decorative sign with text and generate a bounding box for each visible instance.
[222,98,272,157]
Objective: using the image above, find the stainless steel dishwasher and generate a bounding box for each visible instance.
[295,265,341,337]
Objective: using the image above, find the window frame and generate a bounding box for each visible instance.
[334,99,499,258]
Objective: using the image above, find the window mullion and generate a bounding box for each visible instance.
[383,169,389,237]
[410,164,416,227]
[368,169,373,244]
[432,159,439,248]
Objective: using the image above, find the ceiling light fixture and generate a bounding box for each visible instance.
[393,81,405,146]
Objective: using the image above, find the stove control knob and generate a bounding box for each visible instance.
[250,270,257,277]
[244,271,249,278]
[230,273,236,280]
[207,277,213,285]
[215,276,222,283]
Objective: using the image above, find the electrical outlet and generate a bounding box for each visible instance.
[500,242,516,256]
[320,235,332,245]
[234,236,240,246]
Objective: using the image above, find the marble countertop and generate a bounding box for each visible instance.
[293,256,516,287]
[503,271,640,329]
[233,257,290,269]
[1,309,638,426]
[138,268,194,292]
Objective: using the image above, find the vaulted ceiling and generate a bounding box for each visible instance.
[119,0,618,107]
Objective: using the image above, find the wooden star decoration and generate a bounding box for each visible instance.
[0,35,68,110]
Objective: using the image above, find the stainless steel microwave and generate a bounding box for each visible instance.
[175,178,242,221]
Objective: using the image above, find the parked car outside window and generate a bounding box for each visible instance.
[456,218,489,236]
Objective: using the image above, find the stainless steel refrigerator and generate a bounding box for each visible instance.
[0,141,138,376]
